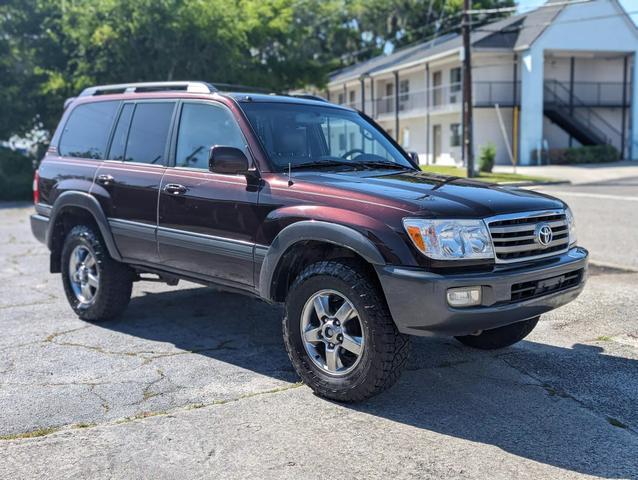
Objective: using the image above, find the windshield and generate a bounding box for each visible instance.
[240,102,415,171]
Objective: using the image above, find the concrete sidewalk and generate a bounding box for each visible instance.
[494,160,638,184]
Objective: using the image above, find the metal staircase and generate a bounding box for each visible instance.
[543,80,621,147]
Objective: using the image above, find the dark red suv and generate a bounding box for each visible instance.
[31,81,588,401]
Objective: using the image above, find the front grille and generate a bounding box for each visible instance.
[510,268,583,302]
[487,210,570,263]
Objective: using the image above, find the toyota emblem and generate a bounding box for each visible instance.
[535,223,553,247]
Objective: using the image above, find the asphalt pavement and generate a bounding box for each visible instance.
[531,174,638,270]
[0,200,637,479]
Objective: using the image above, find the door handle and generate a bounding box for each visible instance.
[164,183,187,195]
[96,174,114,185]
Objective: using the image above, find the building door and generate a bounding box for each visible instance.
[385,83,394,114]
[432,124,442,164]
[432,71,442,107]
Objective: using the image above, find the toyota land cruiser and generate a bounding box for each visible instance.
[30,81,588,402]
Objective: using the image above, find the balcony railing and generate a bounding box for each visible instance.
[333,80,626,116]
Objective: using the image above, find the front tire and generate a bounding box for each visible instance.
[455,317,539,350]
[61,224,133,321]
[283,260,409,402]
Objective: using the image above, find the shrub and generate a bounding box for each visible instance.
[532,145,619,165]
[0,147,34,201]
[478,143,496,173]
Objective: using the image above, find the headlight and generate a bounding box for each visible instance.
[565,207,577,246]
[403,218,494,260]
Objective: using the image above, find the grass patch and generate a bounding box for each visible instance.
[421,165,554,184]
[596,335,612,342]
[0,426,60,440]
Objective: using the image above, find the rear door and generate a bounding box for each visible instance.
[157,100,259,286]
[92,100,177,264]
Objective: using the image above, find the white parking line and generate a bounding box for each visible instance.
[533,190,638,202]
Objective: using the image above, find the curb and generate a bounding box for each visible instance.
[588,260,638,274]
[498,180,571,187]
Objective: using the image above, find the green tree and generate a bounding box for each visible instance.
[0,0,513,145]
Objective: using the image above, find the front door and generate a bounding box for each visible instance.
[93,100,176,264]
[158,100,259,286]
[432,124,442,164]
[432,71,442,107]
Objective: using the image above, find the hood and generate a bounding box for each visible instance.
[291,170,565,218]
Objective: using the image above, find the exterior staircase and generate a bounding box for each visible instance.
[543,80,621,147]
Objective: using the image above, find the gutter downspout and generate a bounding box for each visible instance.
[394,71,400,142]
[426,63,430,165]
[360,77,366,114]
[622,55,628,159]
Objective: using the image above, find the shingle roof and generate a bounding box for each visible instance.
[328,2,565,84]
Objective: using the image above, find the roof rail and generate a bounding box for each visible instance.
[289,94,328,102]
[79,81,217,97]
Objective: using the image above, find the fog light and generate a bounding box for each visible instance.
[447,286,482,307]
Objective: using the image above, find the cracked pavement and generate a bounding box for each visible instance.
[1,203,637,479]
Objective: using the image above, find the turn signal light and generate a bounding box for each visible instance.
[405,225,426,253]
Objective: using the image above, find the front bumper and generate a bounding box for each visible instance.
[376,247,588,337]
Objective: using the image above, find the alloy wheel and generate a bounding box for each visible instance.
[300,289,365,376]
[68,245,99,306]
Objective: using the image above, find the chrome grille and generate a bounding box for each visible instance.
[486,210,570,263]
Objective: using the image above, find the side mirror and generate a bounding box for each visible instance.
[209,146,250,175]
[409,151,420,165]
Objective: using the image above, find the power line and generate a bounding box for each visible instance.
[475,9,638,33]
[467,0,592,15]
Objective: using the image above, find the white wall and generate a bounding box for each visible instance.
[520,0,638,163]
[473,108,515,166]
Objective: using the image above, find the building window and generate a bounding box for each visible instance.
[399,79,410,102]
[450,67,461,93]
[349,90,356,105]
[337,93,344,105]
[450,123,461,147]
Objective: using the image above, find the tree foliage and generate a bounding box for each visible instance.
[0,0,513,143]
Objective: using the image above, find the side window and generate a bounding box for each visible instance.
[124,102,175,164]
[59,101,119,159]
[108,104,134,161]
[175,103,245,169]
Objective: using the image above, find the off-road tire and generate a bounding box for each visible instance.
[455,316,540,350]
[283,260,410,402]
[61,224,133,321]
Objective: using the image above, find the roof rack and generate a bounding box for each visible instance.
[79,81,217,97]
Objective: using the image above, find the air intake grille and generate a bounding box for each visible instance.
[510,268,583,302]
[487,210,569,263]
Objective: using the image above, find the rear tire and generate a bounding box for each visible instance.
[455,317,539,350]
[61,225,133,321]
[283,260,410,402]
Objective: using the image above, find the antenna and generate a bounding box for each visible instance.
[288,162,294,186]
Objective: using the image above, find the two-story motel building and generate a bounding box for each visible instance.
[325,0,638,165]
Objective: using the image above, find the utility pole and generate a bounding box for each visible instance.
[462,0,475,177]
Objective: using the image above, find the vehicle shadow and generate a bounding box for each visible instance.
[104,285,638,478]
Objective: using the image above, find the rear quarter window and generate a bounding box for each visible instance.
[58,101,119,159]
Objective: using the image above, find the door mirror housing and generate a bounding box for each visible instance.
[209,146,250,175]
[409,151,420,165]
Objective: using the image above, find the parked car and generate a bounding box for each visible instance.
[31,81,588,402]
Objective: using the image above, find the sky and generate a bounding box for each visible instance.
[516,0,638,24]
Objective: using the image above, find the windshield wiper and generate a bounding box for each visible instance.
[356,161,411,170]
[290,160,359,170]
